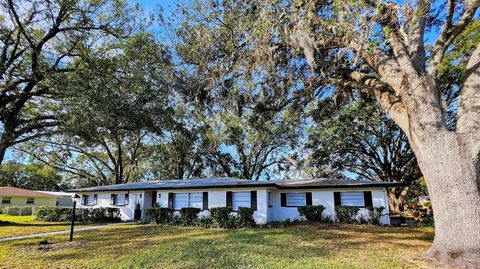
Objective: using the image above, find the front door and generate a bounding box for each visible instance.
[152,191,157,207]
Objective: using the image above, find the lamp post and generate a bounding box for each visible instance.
[70,194,80,242]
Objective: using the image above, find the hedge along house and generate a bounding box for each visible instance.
[70,178,401,224]
[0,187,57,211]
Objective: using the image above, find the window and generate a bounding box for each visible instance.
[84,195,95,206]
[340,192,365,207]
[286,193,306,207]
[116,194,125,205]
[1,197,11,204]
[26,198,35,204]
[111,194,129,206]
[232,192,250,211]
[268,192,273,208]
[173,193,202,209]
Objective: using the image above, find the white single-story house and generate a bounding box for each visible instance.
[70,178,401,224]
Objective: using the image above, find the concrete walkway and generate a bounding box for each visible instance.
[0,222,137,242]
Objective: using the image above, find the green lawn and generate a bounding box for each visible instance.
[0,223,435,269]
[0,214,93,238]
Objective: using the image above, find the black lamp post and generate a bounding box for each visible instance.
[70,194,80,242]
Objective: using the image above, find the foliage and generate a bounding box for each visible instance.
[308,95,421,214]
[0,162,69,191]
[18,33,175,186]
[235,207,256,228]
[0,0,141,164]
[35,206,120,223]
[179,207,202,226]
[297,205,326,222]
[405,202,434,226]
[366,207,385,225]
[144,208,174,224]
[35,207,71,222]
[335,206,360,224]
[172,1,311,180]
[4,206,34,216]
[209,207,234,228]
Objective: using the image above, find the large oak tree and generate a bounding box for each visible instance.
[0,0,139,165]
[175,0,480,266]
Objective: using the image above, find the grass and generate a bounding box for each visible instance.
[0,214,93,238]
[0,223,435,269]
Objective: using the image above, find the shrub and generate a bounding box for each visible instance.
[144,207,174,224]
[298,205,326,221]
[236,207,256,228]
[335,206,360,223]
[366,206,385,225]
[209,207,233,228]
[35,207,120,222]
[405,202,433,225]
[88,208,121,222]
[193,215,213,227]
[179,207,201,225]
[35,207,72,221]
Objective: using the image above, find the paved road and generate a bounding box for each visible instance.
[0,222,137,242]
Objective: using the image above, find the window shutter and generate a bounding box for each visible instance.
[226,191,233,208]
[281,193,287,207]
[334,192,341,207]
[203,192,208,210]
[364,191,373,207]
[93,194,98,205]
[306,192,312,206]
[251,191,257,211]
[110,194,115,205]
[82,195,86,205]
[168,193,174,208]
[125,193,129,205]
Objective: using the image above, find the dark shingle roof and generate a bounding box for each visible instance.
[70,177,402,192]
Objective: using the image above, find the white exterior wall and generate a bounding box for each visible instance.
[155,188,269,224]
[76,187,390,224]
[76,191,144,221]
[269,188,389,224]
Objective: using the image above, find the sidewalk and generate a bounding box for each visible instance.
[0,222,136,242]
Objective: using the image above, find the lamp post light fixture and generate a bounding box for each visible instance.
[70,194,80,242]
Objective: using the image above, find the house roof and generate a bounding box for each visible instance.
[36,191,75,197]
[0,187,56,198]
[70,177,403,192]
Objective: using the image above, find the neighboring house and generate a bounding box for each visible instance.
[71,178,401,224]
[0,187,56,210]
[37,191,74,207]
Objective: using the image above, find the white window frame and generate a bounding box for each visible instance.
[173,192,203,210]
[286,193,306,207]
[340,192,365,207]
[232,191,251,211]
[26,197,35,204]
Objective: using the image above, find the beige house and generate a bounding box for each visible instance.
[0,187,56,210]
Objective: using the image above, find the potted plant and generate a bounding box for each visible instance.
[134,202,142,220]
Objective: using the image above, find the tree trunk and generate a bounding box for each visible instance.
[411,131,480,267]
[387,187,408,215]
[0,142,8,166]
